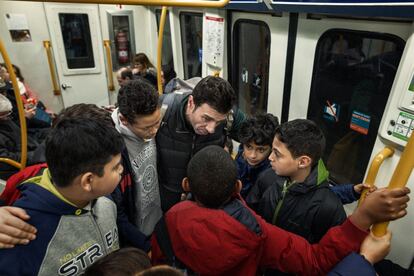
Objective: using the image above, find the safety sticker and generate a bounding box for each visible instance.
[323,101,340,122]
[392,112,414,141]
[350,111,370,135]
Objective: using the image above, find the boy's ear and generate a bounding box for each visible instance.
[298,156,312,169]
[80,172,93,192]
[182,177,191,192]
[119,114,129,126]
[235,180,242,194]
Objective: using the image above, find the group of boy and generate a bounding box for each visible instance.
[0,76,411,275]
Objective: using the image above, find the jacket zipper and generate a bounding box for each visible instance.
[190,134,196,157]
[272,180,296,225]
[89,210,107,255]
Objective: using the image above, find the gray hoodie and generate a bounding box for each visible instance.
[112,109,162,236]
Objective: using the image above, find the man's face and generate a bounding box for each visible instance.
[117,76,129,87]
[242,142,271,167]
[122,107,162,140]
[268,136,299,177]
[90,153,123,197]
[186,96,227,136]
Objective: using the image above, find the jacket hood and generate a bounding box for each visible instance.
[289,159,330,194]
[166,200,263,274]
[16,168,89,216]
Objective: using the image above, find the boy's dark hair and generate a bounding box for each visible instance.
[83,247,151,276]
[118,78,159,124]
[162,64,177,85]
[46,117,124,187]
[56,103,113,128]
[121,68,133,80]
[192,76,236,114]
[239,113,279,146]
[187,145,237,208]
[137,265,184,276]
[275,119,325,166]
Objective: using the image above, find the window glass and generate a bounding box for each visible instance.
[180,12,203,79]
[308,29,405,184]
[59,13,95,69]
[156,9,174,69]
[232,19,271,116]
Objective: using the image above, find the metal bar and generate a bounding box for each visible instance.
[104,40,115,91]
[43,41,61,95]
[157,7,168,94]
[0,158,22,169]
[372,134,414,237]
[358,146,394,206]
[29,0,229,8]
[0,39,27,170]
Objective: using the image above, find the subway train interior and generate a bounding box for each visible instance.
[1,0,414,271]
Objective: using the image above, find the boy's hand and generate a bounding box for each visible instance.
[351,187,410,230]
[24,107,36,119]
[0,207,37,248]
[354,183,377,194]
[360,231,392,264]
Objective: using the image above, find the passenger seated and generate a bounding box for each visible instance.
[83,247,151,276]
[0,94,46,180]
[151,145,410,275]
[117,67,133,88]
[0,117,124,275]
[236,113,279,198]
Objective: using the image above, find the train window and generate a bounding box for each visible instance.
[308,29,405,184]
[231,19,271,116]
[58,13,95,69]
[155,9,174,70]
[180,12,203,79]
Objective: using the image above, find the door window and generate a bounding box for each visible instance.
[180,12,203,79]
[58,13,95,69]
[156,9,174,70]
[307,29,405,184]
[232,19,271,116]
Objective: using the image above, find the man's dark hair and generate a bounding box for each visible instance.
[46,117,124,187]
[192,76,236,114]
[187,145,237,208]
[118,78,159,124]
[83,248,151,276]
[239,113,279,146]
[162,63,177,85]
[275,119,325,166]
[121,68,133,80]
[55,103,113,128]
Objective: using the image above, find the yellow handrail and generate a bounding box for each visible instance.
[29,0,229,7]
[104,40,115,92]
[157,6,168,94]
[358,146,394,206]
[43,41,61,96]
[372,133,414,237]
[0,38,27,170]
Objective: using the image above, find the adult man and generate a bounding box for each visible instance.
[112,78,163,238]
[156,76,246,211]
[116,67,133,88]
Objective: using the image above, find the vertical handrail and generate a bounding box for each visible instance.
[104,40,115,91]
[372,134,414,237]
[157,6,168,94]
[0,38,27,170]
[43,41,61,95]
[358,146,394,206]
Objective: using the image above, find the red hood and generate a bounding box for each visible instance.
[166,200,264,275]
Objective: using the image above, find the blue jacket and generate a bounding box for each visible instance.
[330,183,360,204]
[0,169,121,276]
[328,252,376,275]
[235,145,271,198]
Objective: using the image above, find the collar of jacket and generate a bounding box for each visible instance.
[175,94,194,133]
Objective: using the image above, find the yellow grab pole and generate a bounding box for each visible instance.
[0,38,27,169]
[157,6,167,94]
[28,0,229,8]
[358,147,394,206]
[43,41,61,95]
[372,133,414,237]
[103,40,115,92]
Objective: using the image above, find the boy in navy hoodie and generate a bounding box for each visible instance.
[0,117,125,275]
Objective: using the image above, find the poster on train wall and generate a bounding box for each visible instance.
[204,15,225,68]
[4,13,32,42]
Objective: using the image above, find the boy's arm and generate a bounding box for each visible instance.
[330,183,359,204]
[327,253,377,276]
[259,187,410,275]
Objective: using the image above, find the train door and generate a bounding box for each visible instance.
[230,12,289,118]
[45,3,109,107]
[288,17,411,185]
